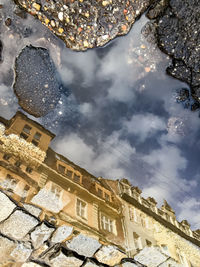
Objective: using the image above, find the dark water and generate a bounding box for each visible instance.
[0,0,200,229]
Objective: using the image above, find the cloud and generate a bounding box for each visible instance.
[78,102,94,117]
[0,84,18,118]
[141,144,189,202]
[140,139,200,229]
[124,113,166,142]
[53,131,135,179]
[60,49,99,87]
[96,17,148,102]
[177,197,200,230]
[1,0,200,230]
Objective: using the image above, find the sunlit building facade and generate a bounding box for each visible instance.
[0,112,200,266]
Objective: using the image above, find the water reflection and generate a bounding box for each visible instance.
[0,0,200,228]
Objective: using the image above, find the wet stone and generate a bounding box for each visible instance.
[121,260,144,267]
[23,203,42,218]
[14,45,63,117]
[122,262,140,267]
[0,191,16,222]
[30,222,55,249]
[134,247,168,267]
[0,210,38,240]
[83,260,100,267]
[0,235,16,263]
[22,263,43,267]
[166,60,191,86]
[14,0,155,51]
[151,0,200,106]
[31,243,49,259]
[67,234,101,257]
[31,188,64,213]
[146,0,168,20]
[10,242,32,262]
[95,245,127,266]
[50,251,84,267]
[51,225,73,243]
[159,258,183,267]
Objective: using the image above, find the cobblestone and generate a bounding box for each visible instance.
[0,209,38,240]
[0,191,16,222]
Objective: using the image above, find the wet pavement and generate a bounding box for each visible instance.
[14,45,63,117]
[147,0,200,109]
[0,0,200,231]
[14,0,154,51]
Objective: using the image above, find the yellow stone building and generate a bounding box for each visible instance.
[0,112,200,267]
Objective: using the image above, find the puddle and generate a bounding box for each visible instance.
[0,0,200,228]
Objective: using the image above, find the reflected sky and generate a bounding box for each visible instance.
[0,0,200,229]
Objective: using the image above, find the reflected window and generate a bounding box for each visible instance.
[122,184,131,195]
[129,208,139,223]
[21,184,30,200]
[51,184,62,199]
[129,207,134,221]
[15,161,21,168]
[76,198,87,219]
[97,188,103,197]
[22,124,32,134]
[26,167,33,174]
[133,232,142,250]
[66,170,73,178]
[31,139,38,146]
[20,132,28,140]
[33,132,41,141]
[101,214,114,233]
[74,174,81,183]
[104,192,110,201]
[0,174,18,192]
[141,216,148,228]
[3,154,11,161]
[58,164,65,174]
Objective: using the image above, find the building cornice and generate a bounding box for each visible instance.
[39,162,121,214]
[122,193,200,248]
[9,111,55,139]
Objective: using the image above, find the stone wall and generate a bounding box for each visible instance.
[0,188,184,267]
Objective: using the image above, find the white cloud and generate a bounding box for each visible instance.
[53,131,135,179]
[60,49,99,87]
[78,102,94,117]
[124,113,166,142]
[177,197,200,230]
[140,141,200,228]
[96,19,146,102]
[0,84,18,118]
[142,144,188,203]
[53,133,95,168]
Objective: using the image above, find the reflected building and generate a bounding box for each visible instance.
[0,111,200,266]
